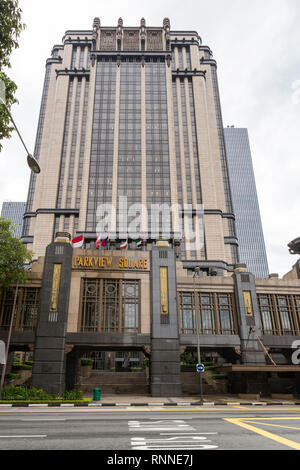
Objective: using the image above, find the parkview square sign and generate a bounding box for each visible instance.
[73,253,149,271]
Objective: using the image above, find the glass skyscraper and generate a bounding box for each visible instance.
[224,127,269,278]
[1,201,26,238]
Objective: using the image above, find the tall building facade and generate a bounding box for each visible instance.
[1,18,298,397]
[22,17,239,270]
[224,127,269,278]
[1,201,26,238]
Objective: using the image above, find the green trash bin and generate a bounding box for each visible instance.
[93,388,101,402]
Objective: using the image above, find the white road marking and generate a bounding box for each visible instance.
[132,436,210,442]
[149,417,194,420]
[131,445,218,450]
[0,435,47,438]
[160,432,218,435]
[21,418,66,421]
[129,418,219,450]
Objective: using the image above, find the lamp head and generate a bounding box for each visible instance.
[27,154,41,174]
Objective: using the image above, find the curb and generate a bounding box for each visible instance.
[1,401,300,407]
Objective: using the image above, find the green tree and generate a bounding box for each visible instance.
[0,217,32,288]
[0,0,26,151]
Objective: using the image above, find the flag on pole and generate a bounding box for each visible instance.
[72,234,84,248]
[101,236,109,248]
[95,234,102,248]
[136,236,144,248]
[120,238,128,250]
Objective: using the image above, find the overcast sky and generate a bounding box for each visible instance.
[0,0,299,276]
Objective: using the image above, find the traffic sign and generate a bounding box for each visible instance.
[196,363,205,373]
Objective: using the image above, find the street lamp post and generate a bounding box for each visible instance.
[193,266,204,404]
[0,95,40,398]
[0,97,40,174]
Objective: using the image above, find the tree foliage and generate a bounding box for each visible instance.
[0,217,32,288]
[0,0,26,151]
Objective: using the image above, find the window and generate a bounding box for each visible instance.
[277,296,294,335]
[80,279,139,333]
[258,295,275,335]
[179,293,195,334]
[258,294,299,336]
[199,294,215,334]
[178,291,236,335]
[0,287,39,331]
[217,294,235,335]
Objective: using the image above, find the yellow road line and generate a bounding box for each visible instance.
[231,405,250,410]
[224,418,300,450]
[239,417,300,421]
[0,407,252,414]
[0,407,300,414]
[242,420,300,431]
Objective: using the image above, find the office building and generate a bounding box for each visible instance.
[0,19,299,397]
[224,127,269,278]
[22,17,239,268]
[1,201,26,238]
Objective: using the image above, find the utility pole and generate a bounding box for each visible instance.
[193,266,204,404]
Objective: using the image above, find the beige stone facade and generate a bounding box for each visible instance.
[5,18,300,397]
[22,18,238,270]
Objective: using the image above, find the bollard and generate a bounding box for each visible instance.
[93,388,101,402]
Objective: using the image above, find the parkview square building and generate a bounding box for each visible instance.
[1,18,300,396]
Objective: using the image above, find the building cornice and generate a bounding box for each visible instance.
[46,57,63,66]
[23,208,80,219]
[56,68,90,78]
[224,237,239,246]
[172,69,207,78]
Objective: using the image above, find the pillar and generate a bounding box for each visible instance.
[150,245,182,396]
[31,241,73,395]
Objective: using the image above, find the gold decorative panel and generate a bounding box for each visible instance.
[160,267,168,315]
[243,291,253,316]
[50,264,61,312]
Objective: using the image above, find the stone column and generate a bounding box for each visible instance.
[31,241,73,395]
[233,264,269,395]
[65,347,81,391]
[234,264,266,364]
[150,246,182,396]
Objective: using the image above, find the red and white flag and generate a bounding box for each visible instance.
[95,234,102,248]
[72,234,84,248]
[120,237,128,250]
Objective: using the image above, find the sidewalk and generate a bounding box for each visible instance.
[83,393,300,406]
[1,393,300,408]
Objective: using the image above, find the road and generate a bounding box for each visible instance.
[1,405,300,453]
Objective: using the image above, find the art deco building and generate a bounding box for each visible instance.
[22,17,239,270]
[0,19,299,397]
[224,127,269,278]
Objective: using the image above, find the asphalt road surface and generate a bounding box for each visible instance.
[1,405,300,452]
